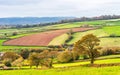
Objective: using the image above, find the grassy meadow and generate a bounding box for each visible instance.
[1,56,120,75]
[103,26,120,36]
[0,66,120,75]
[48,34,69,45]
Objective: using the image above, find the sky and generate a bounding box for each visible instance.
[0,0,120,17]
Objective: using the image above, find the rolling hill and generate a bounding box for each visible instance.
[0,17,74,25]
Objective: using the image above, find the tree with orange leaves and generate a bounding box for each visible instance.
[73,34,101,64]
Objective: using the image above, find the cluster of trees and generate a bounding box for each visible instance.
[20,15,120,28]
[1,52,23,68]
[60,15,120,23]
[0,50,58,69]
[16,15,120,28]
[29,50,58,68]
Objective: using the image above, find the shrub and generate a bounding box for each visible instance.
[109,34,117,37]
[2,52,20,62]
[82,55,89,59]
[28,50,58,69]
[20,49,30,59]
[12,32,18,36]
[65,33,73,43]
[30,48,43,53]
[3,59,12,67]
[57,51,73,63]
[102,49,115,55]
[72,51,79,60]
[41,58,53,69]
[100,47,120,56]
[28,53,40,68]
[12,57,23,68]
[39,50,58,68]
[48,45,61,48]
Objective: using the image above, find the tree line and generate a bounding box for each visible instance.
[1,15,120,29]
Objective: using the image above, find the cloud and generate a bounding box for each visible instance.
[0,0,120,17]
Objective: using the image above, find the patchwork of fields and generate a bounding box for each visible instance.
[0,19,120,38]
[47,26,120,47]
[1,19,120,75]
[0,19,120,51]
[67,26,120,47]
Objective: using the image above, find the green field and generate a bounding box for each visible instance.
[103,26,120,36]
[54,58,120,68]
[47,19,120,29]
[67,29,107,44]
[49,34,69,45]
[0,66,120,75]
[100,38,120,47]
[49,20,105,29]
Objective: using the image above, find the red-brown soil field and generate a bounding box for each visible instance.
[3,27,95,46]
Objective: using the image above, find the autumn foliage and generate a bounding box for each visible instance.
[73,34,101,64]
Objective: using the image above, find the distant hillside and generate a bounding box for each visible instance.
[0,17,74,25]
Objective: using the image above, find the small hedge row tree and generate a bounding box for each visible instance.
[57,50,73,63]
[28,50,58,69]
[1,52,22,67]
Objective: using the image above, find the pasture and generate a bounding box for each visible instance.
[103,26,120,36]
[67,26,120,47]
[48,34,69,45]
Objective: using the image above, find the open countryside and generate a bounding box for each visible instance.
[0,17,120,75]
[1,0,120,75]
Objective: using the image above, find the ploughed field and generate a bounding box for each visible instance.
[3,27,94,46]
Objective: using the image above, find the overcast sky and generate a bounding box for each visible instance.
[0,0,120,17]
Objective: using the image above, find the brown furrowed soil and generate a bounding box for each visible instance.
[3,27,95,46]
